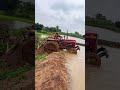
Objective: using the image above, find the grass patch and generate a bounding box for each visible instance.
[86,16,120,33]
[35,31,52,36]
[36,31,84,39]
[0,60,6,68]
[0,64,33,80]
[35,53,48,61]
[0,14,33,23]
[13,75,26,85]
[0,43,7,54]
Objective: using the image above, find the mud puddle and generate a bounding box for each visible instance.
[60,46,85,90]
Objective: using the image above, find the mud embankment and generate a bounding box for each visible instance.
[35,52,70,90]
[98,39,120,48]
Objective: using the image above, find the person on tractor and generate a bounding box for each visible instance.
[53,32,62,39]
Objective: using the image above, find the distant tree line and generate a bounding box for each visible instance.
[35,23,61,33]
[0,0,34,20]
[86,13,120,33]
[35,23,83,39]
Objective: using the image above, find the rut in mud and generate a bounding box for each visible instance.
[35,52,70,90]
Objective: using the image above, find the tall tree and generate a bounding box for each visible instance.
[0,0,20,14]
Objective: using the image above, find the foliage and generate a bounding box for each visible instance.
[0,14,33,23]
[0,0,19,14]
[0,0,34,20]
[35,53,48,61]
[35,23,44,30]
[115,21,120,28]
[96,13,106,20]
[86,15,120,33]
[60,32,84,39]
[0,43,7,54]
[0,64,33,80]
[35,23,84,39]
[35,23,61,33]
[15,1,35,19]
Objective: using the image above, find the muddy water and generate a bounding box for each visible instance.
[0,20,31,29]
[86,46,120,90]
[86,26,120,43]
[60,46,85,90]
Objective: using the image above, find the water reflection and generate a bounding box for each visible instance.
[0,20,31,29]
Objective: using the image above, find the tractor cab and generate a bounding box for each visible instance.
[85,33,98,53]
[84,32,109,59]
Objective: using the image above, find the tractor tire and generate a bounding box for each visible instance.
[86,52,101,66]
[43,41,59,54]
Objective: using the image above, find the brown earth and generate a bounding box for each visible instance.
[0,69,35,90]
[0,39,35,89]
[0,39,35,69]
[35,46,45,56]
[35,52,70,90]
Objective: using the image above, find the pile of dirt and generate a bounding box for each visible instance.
[1,39,35,69]
[35,46,45,56]
[35,52,70,90]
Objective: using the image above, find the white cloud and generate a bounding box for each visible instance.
[35,0,85,35]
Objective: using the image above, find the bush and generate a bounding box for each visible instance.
[0,43,7,54]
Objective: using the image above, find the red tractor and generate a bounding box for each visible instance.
[85,33,109,66]
[41,33,80,54]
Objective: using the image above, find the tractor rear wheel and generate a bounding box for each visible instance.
[86,52,101,66]
[43,41,59,54]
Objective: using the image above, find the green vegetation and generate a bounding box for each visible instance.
[0,60,6,67]
[13,75,26,85]
[0,64,33,80]
[35,23,84,39]
[0,0,34,20]
[86,14,120,33]
[0,14,33,23]
[35,53,48,61]
[0,0,34,24]
[60,32,84,39]
[0,43,7,54]
[35,31,51,36]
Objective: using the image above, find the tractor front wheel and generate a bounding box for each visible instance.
[43,41,59,54]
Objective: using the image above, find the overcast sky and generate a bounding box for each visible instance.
[86,0,120,22]
[35,0,85,35]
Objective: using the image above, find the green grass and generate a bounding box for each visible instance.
[0,60,6,67]
[60,32,84,39]
[0,14,33,23]
[0,64,33,80]
[35,31,52,36]
[13,75,26,85]
[86,16,120,33]
[36,31,84,39]
[35,53,48,61]
[0,43,7,54]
